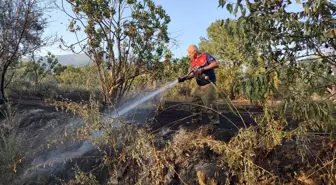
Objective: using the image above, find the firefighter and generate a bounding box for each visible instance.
[178,45,220,125]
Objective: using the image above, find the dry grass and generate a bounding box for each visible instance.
[0,103,24,184]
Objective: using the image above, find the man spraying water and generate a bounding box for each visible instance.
[178,45,220,125]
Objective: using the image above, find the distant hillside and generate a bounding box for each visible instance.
[56,53,91,67]
[21,53,92,67]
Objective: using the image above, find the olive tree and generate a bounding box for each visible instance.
[23,52,65,86]
[199,20,258,99]
[218,0,336,102]
[218,0,336,142]
[59,0,171,105]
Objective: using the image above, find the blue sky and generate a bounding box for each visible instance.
[41,0,303,58]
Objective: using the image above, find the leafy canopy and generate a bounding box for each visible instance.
[218,0,336,135]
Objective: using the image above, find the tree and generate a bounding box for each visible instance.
[218,0,336,71]
[212,2,336,182]
[218,0,336,137]
[199,20,258,99]
[218,0,336,102]
[175,56,190,75]
[0,0,50,104]
[23,52,65,86]
[199,20,255,67]
[59,0,171,105]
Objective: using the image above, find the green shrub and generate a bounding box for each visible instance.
[57,65,99,89]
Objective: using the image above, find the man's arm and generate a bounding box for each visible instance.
[203,61,218,71]
[203,53,218,71]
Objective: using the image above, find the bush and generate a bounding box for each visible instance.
[0,132,23,183]
[215,63,244,100]
[162,79,195,101]
[57,65,100,89]
[0,104,24,184]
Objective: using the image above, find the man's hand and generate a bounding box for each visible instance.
[192,66,204,73]
[191,66,204,79]
[196,67,204,76]
[178,76,186,83]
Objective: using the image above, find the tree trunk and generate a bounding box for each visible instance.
[327,65,336,99]
[229,84,236,100]
[34,69,39,87]
[333,66,336,95]
[229,77,237,100]
[0,67,7,105]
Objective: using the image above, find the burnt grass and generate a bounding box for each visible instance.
[3,94,336,185]
[123,100,336,184]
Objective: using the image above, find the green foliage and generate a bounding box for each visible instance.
[235,70,279,105]
[199,20,255,67]
[280,94,336,134]
[23,52,66,86]
[175,56,190,75]
[280,58,336,98]
[57,65,100,89]
[6,62,99,101]
[199,19,258,99]
[57,65,84,85]
[215,1,336,181]
[220,0,335,52]
[155,54,190,82]
[215,63,243,99]
[218,0,336,103]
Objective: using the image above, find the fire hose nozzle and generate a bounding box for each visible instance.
[178,71,194,83]
[178,75,187,83]
[178,73,209,83]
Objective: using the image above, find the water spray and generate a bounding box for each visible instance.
[105,80,179,119]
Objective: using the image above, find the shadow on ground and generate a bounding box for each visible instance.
[123,100,263,142]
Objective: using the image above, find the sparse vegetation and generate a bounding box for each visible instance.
[0,103,24,184]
